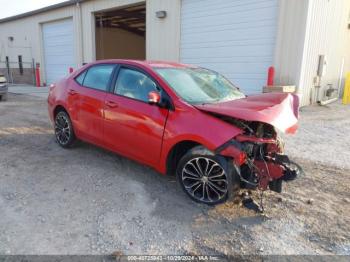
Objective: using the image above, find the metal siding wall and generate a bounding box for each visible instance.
[298,0,350,105]
[0,0,183,81]
[0,6,76,84]
[300,0,328,105]
[80,0,181,63]
[180,0,279,94]
[146,0,181,61]
[273,0,310,89]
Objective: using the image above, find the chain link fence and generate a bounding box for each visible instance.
[0,60,35,85]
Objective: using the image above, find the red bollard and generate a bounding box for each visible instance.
[69,67,74,74]
[35,63,41,87]
[267,66,275,86]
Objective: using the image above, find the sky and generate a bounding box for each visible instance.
[0,0,66,19]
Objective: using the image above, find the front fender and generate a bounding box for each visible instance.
[156,108,243,174]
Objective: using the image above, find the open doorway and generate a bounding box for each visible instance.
[95,3,146,60]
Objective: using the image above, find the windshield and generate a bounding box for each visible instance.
[154,67,245,104]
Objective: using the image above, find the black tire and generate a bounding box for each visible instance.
[283,160,305,181]
[54,110,76,148]
[176,145,238,205]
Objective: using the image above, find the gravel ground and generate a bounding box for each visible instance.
[0,93,349,256]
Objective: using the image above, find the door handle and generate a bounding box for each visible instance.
[68,89,77,95]
[105,100,118,108]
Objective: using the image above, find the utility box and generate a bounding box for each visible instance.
[263,85,296,93]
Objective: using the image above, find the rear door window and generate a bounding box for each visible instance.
[75,70,86,85]
[81,64,115,91]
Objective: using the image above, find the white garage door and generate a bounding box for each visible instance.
[42,19,75,84]
[181,0,278,94]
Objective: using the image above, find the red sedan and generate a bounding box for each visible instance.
[48,60,300,205]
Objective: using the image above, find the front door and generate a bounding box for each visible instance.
[104,66,169,165]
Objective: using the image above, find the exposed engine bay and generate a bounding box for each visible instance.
[195,92,301,210]
[215,116,302,194]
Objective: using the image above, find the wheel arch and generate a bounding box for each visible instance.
[53,104,68,118]
[165,140,208,176]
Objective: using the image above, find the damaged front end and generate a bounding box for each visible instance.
[217,121,300,193]
[196,93,301,194]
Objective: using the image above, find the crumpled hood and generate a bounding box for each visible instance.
[194,93,299,134]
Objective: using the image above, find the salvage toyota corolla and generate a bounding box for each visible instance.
[48,60,300,205]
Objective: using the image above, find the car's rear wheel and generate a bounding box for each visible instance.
[176,146,236,205]
[54,110,76,148]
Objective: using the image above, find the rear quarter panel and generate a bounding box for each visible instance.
[47,78,70,123]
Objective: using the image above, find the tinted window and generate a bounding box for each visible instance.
[115,68,158,102]
[83,65,115,91]
[75,70,86,85]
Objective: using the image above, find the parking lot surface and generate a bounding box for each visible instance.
[8,85,49,98]
[0,93,349,256]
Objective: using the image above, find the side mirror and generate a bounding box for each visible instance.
[148,91,161,105]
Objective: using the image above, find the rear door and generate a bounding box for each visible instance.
[69,64,115,145]
[103,66,169,165]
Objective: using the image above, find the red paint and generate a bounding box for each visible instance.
[35,64,41,87]
[48,59,299,179]
[236,135,276,144]
[219,144,246,166]
[194,92,299,134]
[267,66,275,86]
[266,143,283,154]
[253,160,285,190]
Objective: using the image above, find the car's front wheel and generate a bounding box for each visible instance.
[54,110,76,148]
[176,146,236,205]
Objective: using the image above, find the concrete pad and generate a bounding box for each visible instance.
[8,84,49,99]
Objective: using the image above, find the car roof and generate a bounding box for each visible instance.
[91,59,197,69]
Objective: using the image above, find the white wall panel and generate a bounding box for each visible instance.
[42,19,75,84]
[180,0,279,94]
[274,0,350,106]
[299,0,350,105]
[146,0,181,61]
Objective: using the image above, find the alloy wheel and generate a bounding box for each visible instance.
[181,157,228,204]
[55,113,71,145]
